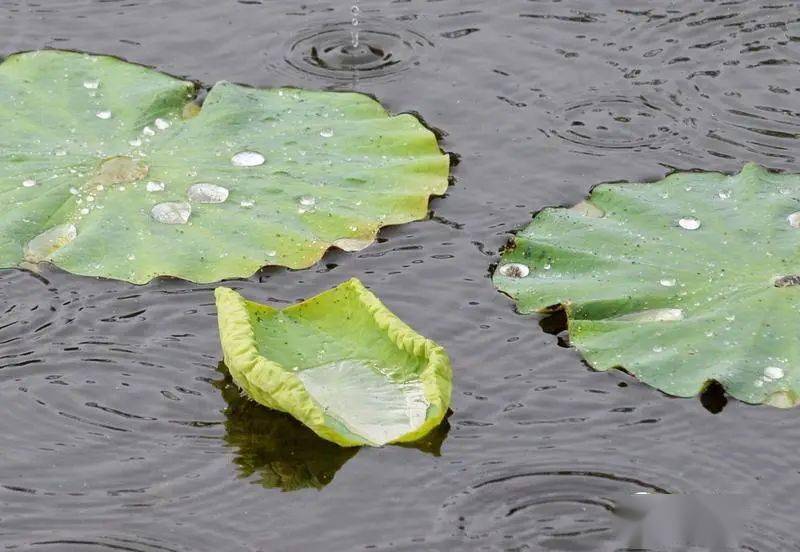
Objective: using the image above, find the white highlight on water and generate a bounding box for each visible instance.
[22,179,37,188]
[787,212,800,228]
[678,218,701,230]
[320,128,334,138]
[151,202,191,224]
[83,79,100,90]
[231,151,265,167]
[96,110,112,120]
[154,118,170,130]
[187,183,229,203]
[659,278,676,287]
[296,359,428,446]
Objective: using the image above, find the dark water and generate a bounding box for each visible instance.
[2,1,800,550]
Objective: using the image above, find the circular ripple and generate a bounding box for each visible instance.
[436,464,673,550]
[283,20,432,81]
[552,95,688,151]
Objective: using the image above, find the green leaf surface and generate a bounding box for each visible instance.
[215,278,452,446]
[494,163,800,408]
[0,50,449,283]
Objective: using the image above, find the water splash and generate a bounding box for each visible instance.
[351,1,360,48]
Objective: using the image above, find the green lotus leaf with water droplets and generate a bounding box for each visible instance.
[0,50,449,283]
[214,278,452,447]
[494,163,800,408]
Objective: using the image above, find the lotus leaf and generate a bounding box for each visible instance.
[494,163,800,407]
[215,278,452,446]
[0,50,448,283]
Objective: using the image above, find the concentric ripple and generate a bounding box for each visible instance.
[551,95,689,151]
[436,464,672,550]
[283,21,432,81]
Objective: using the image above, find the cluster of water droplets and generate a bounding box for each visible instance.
[150,151,266,225]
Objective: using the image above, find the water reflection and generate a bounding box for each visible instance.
[215,364,450,491]
[215,365,358,491]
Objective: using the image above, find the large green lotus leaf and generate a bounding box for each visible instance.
[215,278,452,447]
[494,163,800,408]
[0,50,449,283]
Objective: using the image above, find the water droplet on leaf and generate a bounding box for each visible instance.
[497,263,530,278]
[678,218,700,230]
[146,181,165,192]
[151,202,191,224]
[231,151,265,167]
[24,224,77,262]
[187,183,229,203]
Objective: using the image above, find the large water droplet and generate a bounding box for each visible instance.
[497,263,530,278]
[187,183,229,203]
[764,366,784,381]
[678,218,700,230]
[787,212,800,228]
[231,151,265,167]
[151,202,191,224]
[24,224,77,262]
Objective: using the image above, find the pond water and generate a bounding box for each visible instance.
[2,1,800,550]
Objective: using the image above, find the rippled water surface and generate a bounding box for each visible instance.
[2,1,800,550]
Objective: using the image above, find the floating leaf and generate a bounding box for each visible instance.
[215,278,452,446]
[215,364,358,491]
[494,163,800,407]
[0,50,449,283]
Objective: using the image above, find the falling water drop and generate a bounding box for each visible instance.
[151,202,191,224]
[187,183,229,203]
[231,151,266,167]
[351,1,361,48]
